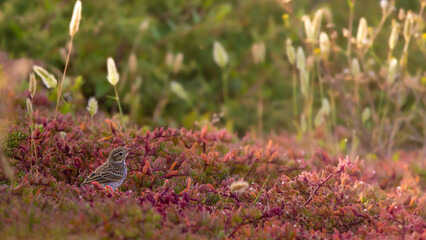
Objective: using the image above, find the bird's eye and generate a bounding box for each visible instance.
[118,153,123,156]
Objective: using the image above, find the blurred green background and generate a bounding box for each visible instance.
[0,0,422,135]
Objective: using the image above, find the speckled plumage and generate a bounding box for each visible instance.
[82,147,131,191]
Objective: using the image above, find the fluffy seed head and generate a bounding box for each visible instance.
[380,0,389,12]
[173,52,184,74]
[356,18,368,49]
[139,19,150,32]
[389,20,399,50]
[29,73,36,98]
[387,58,398,84]
[170,81,191,105]
[312,9,323,39]
[362,107,371,124]
[286,39,296,65]
[299,68,309,97]
[26,98,33,116]
[69,0,82,37]
[351,58,361,76]
[403,12,414,41]
[296,47,306,70]
[165,52,174,69]
[230,181,249,193]
[107,57,119,86]
[213,41,228,68]
[319,32,330,59]
[321,98,331,116]
[33,65,57,89]
[87,97,98,117]
[303,17,315,42]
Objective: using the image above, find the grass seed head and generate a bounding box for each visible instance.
[69,0,82,37]
[403,11,414,41]
[356,18,368,49]
[319,32,330,59]
[387,58,398,84]
[33,65,57,89]
[26,98,33,116]
[286,39,296,65]
[303,17,315,42]
[230,181,249,193]
[213,41,229,68]
[351,58,361,76]
[173,52,184,74]
[296,47,306,70]
[107,57,119,86]
[29,73,36,98]
[389,20,399,50]
[87,97,98,117]
[312,9,323,39]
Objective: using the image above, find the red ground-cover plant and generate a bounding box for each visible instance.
[1,115,425,239]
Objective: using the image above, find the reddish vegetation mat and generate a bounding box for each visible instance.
[1,116,425,239]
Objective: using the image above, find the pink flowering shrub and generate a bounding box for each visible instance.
[1,115,425,239]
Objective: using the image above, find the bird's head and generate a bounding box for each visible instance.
[108,147,132,163]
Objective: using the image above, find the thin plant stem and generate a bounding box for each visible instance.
[55,38,74,119]
[328,90,339,154]
[222,69,229,113]
[346,0,355,67]
[377,94,390,152]
[316,62,324,101]
[292,68,298,118]
[254,175,269,204]
[257,91,263,136]
[30,118,37,173]
[28,102,38,174]
[374,89,386,146]
[114,85,127,132]
[306,73,314,132]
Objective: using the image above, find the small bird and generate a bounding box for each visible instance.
[82,147,131,191]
